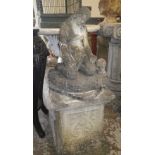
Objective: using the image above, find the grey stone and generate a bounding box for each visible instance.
[42,7,115,155]
[56,7,105,80]
[99,22,121,95]
[43,67,115,154]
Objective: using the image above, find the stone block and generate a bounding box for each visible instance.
[49,103,104,154]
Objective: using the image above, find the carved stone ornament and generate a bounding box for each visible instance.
[100,23,121,40]
[98,0,121,95]
[43,7,115,155]
[56,7,107,80]
[43,67,115,154]
[98,0,121,23]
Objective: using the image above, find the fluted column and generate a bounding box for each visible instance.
[99,22,121,95]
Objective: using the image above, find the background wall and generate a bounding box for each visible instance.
[82,0,102,17]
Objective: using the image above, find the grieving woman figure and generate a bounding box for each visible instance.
[33,29,49,138]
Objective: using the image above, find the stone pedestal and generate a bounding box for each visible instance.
[49,102,104,155]
[43,67,115,155]
[99,23,121,95]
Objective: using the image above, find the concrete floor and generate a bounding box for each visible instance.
[33,98,121,155]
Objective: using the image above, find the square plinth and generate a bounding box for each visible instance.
[49,103,104,155]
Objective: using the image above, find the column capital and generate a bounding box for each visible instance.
[99,22,121,40]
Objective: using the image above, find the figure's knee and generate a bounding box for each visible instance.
[56,63,77,79]
[79,62,96,75]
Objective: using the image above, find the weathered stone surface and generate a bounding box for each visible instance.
[107,37,121,83]
[42,6,115,155]
[33,100,121,155]
[43,67,115,154]
[44,67,115,109]
[50,104,104,155]
[100,23,121,39]
[57,7,106,80]
[99,0,121,23]
[48,68,108,93]
[99,22,121,95]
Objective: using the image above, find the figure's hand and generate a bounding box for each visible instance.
[96,58,106,75]
[85,47,97,63]
[90,54,97,64]
[47,35,62,57]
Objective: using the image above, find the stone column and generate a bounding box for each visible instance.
[99,23,121,95]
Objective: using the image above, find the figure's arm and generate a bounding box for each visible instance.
[83,30,97,63]
[59,22,69,44]
[83,30,91,50]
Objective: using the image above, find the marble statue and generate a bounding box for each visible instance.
[56,7,105,80]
